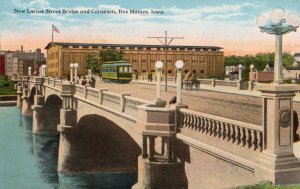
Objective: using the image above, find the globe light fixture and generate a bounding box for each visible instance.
[74,63,78,68]
[155,61,163,69]
[175,60,184,69]
[269,8,285,25]
[70,63,74,67]
[257,8,300,84]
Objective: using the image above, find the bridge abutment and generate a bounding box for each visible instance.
[255,84,300,184]
[133,105,187,189]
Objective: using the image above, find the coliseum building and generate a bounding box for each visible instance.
[45,42,224,78]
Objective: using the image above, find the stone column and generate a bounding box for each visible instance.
[57,84,78,173]
[176,67,183,105]
[31,77,45,134]
[21,77,32,116]
[255,84,300,184]
[16,80,23,108]
[120,93,131,112]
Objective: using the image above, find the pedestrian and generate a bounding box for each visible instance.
[91,76,96,88]
[81,76,87,86]
[149,72,153,82]
[147,73,151,82]
[135,73,139,81]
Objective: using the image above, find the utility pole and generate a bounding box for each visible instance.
[0,34,2,51]
[148,31,184,91]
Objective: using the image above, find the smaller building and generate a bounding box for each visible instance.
[249,64,274,82]
[225,66,238,76]
[0,54,5,75]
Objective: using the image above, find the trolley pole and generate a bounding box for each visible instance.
[148,31,184,92]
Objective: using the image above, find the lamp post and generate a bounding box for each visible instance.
[257,8,300,84]
[175,60,184,105]
[238,64,243,81]
[155,61,163,101]
[74,63,78,83]
[28,67,31,76]
[70,63,74,83]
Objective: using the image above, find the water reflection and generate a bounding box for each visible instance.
[14,107,137,189]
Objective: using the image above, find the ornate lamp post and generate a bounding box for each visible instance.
[155,61,163,102]
[28,67,31,76]
[175,60,184,105]
[257,8,300,84]
[70,63,74,83]
[74,63,78,83]
[238,64,243,81]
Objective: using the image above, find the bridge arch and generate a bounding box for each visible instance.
[60,114,141,173]
[44,94,62,133]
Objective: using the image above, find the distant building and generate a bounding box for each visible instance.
[249,64,274,82]
[283,54,300,81]
[45,42,224,79]
[2,47,46,77]
[294,53,300,63]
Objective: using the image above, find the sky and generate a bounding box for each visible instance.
[0,0,300,56]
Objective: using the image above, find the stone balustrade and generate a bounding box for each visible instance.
[179,108,263,151]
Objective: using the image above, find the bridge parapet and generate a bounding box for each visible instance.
[179,108,263,152]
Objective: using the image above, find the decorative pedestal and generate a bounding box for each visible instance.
[255,84,300,184]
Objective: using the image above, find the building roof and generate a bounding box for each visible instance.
[44,42,223,50]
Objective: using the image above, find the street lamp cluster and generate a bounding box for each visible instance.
[70,63,78,83]
[155,60,184,105]
[256,8,300,84]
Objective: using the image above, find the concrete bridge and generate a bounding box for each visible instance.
[14,76,300,189]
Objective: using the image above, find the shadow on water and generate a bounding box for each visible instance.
[18,110,137,189]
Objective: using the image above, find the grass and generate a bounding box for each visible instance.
[0,76,16,95]
[0,86,16,95]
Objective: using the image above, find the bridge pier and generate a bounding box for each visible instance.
[57,84,78,173]
[21,77,32,116]
[16,83,22,108]
[256,84,300,184]
[31,77,45,134]
[133,105,187,189]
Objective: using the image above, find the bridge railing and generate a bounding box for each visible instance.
[124,96,151,117]
[102,91,121,111]
[178,108,263,152]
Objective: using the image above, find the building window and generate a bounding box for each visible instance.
[138,47,143,50]
[102,46,107,49]
[129,47,135,50]
[200,70,204,73]
[180,48,185,50]
[73,45,79,48]
[83,46,89,49]
[168,70,172,74]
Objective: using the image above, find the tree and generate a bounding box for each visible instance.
[86,54,99,74]
[99,49,124,63]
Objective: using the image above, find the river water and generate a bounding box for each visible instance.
[0,107,137,189]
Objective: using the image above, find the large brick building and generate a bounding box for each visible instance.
[45,42,224,78]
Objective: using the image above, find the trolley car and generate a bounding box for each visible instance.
[101,61,132,83]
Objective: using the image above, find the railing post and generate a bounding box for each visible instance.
[120,93,131,112]
[99,88,108,105]
[248,80,253,91]
[255,84,300,184]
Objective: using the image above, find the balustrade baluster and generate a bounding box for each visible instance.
[258,132,263,151]
[226,123,231,141]
[212,120,217,137]
[215,121,219,137]
[209,119,213,135]
[222,122,227,140]
[236,127,241,145]
[241,128,247,147]
[205,118,210,134]
[202,118,206,133]
[251,130,258,150]
[218,121,222,138]
[246,129,252,149]
[231,125,236,143]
